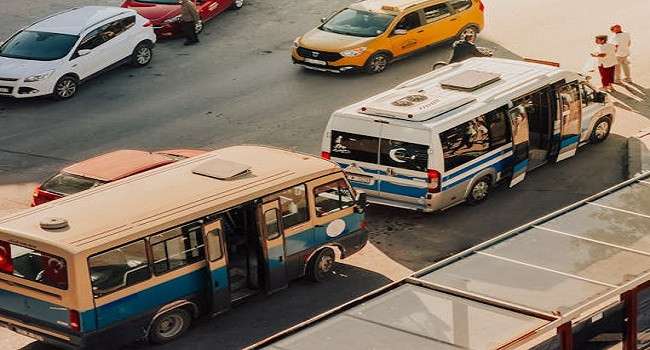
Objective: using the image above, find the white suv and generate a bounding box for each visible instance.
[0,6,156,100]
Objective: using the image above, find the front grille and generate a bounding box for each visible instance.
[0,86,14,94]
[0,77,18,82]
[296,47,342,62]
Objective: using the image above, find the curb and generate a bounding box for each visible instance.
[627,128,650,178]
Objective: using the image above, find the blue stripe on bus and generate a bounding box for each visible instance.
[379,181,428,198]
[443,147,513,182]
[441,156,513,191]
[560,135,579,148]
[513,159,529,173]
[0,288,70,330]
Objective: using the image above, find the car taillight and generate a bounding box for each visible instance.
[321,151,331,160]
[69,310,81,332]
[427,169,441,193]
[360,220,368,230]
[479,0,485,11]
[143,20,153,27]
[0,241,13,274]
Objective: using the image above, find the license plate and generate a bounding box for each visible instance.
[347,173,372,184]
[14,328,44,341]
[0,87,10,93]
[304,58,326,66]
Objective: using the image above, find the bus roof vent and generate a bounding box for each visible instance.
[359,90,475,122]
[40,217,69,230]
[440,70,501,91]
[192,158,251,180]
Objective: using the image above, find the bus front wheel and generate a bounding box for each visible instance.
[307,248,335,282]
[149,308,192,344]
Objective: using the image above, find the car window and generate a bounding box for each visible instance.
[423,4,452,23]
[395,11,422,31]
[580,83,596,107]
[78,17,134,51]
[449,0,472,12]
[41,173,105,196]
[0,31,78,61]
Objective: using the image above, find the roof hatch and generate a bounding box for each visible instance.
[192,159,251,180]
[359,90,475,122]
[440,70,501,91]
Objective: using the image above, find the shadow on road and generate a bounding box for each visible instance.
[18,263,390,350]
[611,81,649,118]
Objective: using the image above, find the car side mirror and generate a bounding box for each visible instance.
[393,29,408,35]
[320,17,327,23]
[77,49,92,56]
[593,91,606,103]
[355,191,368,213]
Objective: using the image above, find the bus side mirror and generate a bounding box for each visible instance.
[355,192,368,213]
[593,91,606,103]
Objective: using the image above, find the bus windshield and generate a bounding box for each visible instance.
[0,241,68,290]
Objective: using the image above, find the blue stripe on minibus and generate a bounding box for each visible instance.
[513,159,528,173]
[560,135,579,148]
[0,289,71,331]
[442,147,513,182]
[378,181,428,198]
[441,156,513,191]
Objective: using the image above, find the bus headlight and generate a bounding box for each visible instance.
[340,47,367,57]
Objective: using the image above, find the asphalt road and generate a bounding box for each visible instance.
[1,0,648,349]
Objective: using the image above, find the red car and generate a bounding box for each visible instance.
[121,0,244,38]
[31,149,206,206]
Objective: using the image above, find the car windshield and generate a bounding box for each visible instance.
[321,8,395,38]
[0,30,79,61]
[41,173,105,196]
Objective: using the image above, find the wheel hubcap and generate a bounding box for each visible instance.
[235,0,243,7]
[595,121,609,139]
[371,56,387,72]
[136,47,151,64]
[462,27,476,37]
[57,80,75,98]
[319,255,334,273]
[472,181,489,200]
[157,314,183,339]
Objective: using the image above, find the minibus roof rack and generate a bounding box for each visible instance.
[440,70,501,92]
[359,91,475,122]
[192,158,251,180]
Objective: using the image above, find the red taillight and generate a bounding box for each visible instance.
[360,220,368,230]
[321,151,331,160]
[69,310,81,332]
[479,0,485,11]
[143,20,153,27]
[427,169,441,193]
[31,187,61,207]
[0,241,13,274]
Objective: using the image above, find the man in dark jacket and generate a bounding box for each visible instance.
[179,0,200,45]
[449,33,489,63]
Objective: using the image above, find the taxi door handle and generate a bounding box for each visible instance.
[450,18,458,21]
[417,29,424,33]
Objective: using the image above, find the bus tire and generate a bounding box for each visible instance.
[590,116,612,143]
[467,176,490,205]
[307,248,335,282]
[148,308,192,344]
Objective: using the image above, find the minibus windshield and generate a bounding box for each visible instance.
[321,9,394,37]
[0,241,68,290]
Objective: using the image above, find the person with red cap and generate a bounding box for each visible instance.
[610,24,632,83]
[591,35,617,92]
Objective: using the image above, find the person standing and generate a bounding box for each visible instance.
[449,33,490,63]
[610,24,632,83]
[591,35,617,92]
[179,0,200,45]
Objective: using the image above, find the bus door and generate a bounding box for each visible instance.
[555,82,582,162]
[260,200,288,293]
[202,220,230,315]
[507,105,530,187]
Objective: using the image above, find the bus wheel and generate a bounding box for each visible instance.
[467,176,490,205]
[307,248,335,282]
[590,117,611,143]
[149,308,192,344]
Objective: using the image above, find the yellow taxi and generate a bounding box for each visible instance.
[291,0,485,73]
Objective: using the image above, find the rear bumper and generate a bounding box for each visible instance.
[0,314,79,349]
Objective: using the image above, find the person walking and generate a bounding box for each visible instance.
[610,24,632,83]
[449,33,490,63]
[179,0,200,45]
[591,35,617,92]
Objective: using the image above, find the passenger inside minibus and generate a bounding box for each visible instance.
[520,88,554,169]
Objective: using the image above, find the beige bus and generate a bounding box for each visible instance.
[0,145,368,349]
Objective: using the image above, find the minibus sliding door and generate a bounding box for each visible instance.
[507,105,530,187]
[202,220,230,315]
[555,83,582,162]
[259,200,288,293]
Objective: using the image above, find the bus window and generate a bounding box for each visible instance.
[205,226,224,262]
[0,241,68,290]
[314,180,354,217]
[151,224,205,275]
[486,108,511,148]
[264,209,282,240]
[264,185,309,228]
[89,240,150,297]
[440,116,490,171]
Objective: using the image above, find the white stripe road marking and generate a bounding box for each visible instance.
[587,201,650,219]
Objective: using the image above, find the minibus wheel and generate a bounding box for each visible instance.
[590,117,612,143]
[149,308,192,344]
[307,248,336,282]
[467,176,491,205]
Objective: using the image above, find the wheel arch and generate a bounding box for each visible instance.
[462,168,496,200]
[145,299,199,338]
[302,245,341,275]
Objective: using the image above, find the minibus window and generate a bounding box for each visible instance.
[330,131,379,164]
[0,241,68,289]
[264,185,309,228]
[440,116,490,171]
[486,108,511,148]
[264,209,282,240]
[379,139,428,172]
[89,240,150,297]
[151,225,205,275]
[314,180,354,217]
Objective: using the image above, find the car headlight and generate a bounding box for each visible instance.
[293,37,301,48]
[340,47,367,57]
[164,15,181,24]
[24,70,54,82]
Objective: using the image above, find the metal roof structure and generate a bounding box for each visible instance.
[251,173,650,349]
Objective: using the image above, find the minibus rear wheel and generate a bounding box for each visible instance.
[467,176,491,205]
[307,248,336,282]
[590,116,612,143]
[149,308,192,344]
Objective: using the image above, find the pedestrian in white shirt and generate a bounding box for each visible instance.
[610,24,632,82]
[591,35,617,92]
